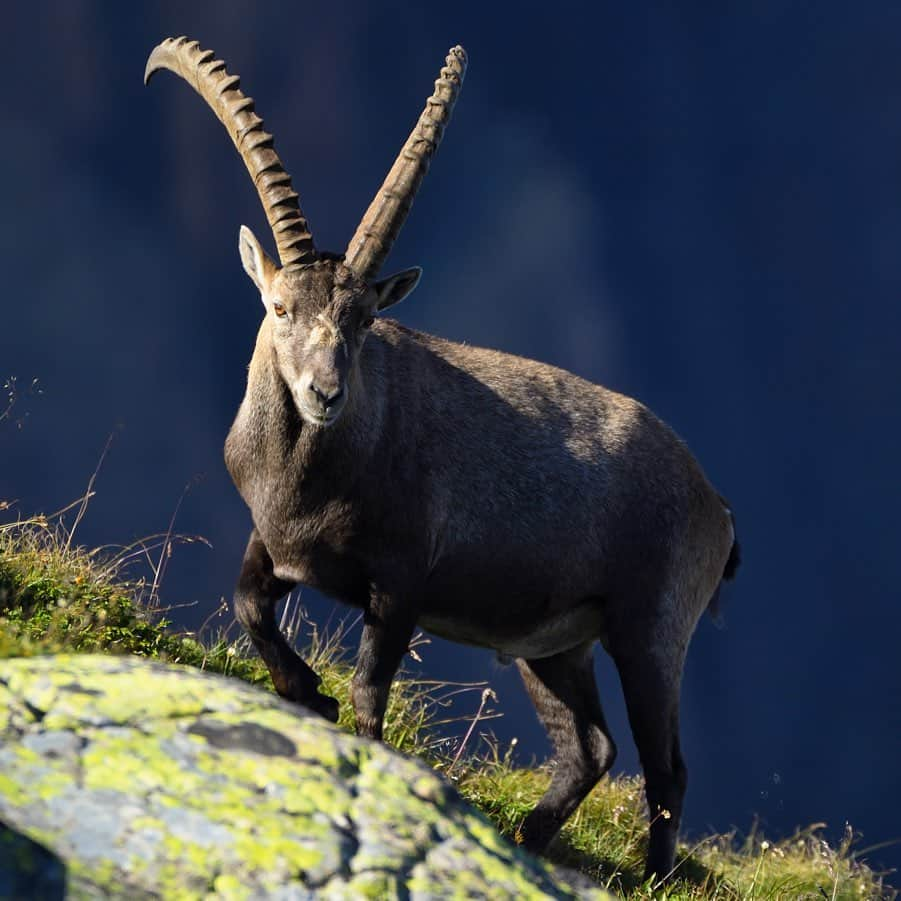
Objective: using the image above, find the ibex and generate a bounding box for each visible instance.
[145,36,740,881]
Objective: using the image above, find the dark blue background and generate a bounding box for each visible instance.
[2,1,899,878]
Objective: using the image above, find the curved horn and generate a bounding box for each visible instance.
[144,36,317,267]
[345,46,467,280]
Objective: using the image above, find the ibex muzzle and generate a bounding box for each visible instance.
[145,36,740,884]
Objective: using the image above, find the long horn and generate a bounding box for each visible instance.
[144,36,317,267]
[345,46,467,280]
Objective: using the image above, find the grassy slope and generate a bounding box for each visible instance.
[0,519,894,900]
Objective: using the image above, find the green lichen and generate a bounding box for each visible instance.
[0,655,611,899]
[211,872,252,900]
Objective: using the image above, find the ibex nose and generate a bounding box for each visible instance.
[307,381,344,411]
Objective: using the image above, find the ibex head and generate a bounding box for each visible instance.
[236,236,421,426]
[145,37,466,427]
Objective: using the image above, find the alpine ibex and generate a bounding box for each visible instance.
[145,36,740,881]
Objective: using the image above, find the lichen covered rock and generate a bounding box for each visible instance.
[0,655,609,899]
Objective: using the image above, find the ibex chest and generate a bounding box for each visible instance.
[255,491,370,603]
[225,407,375,599]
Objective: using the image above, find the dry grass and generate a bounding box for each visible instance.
[0,511,895,899]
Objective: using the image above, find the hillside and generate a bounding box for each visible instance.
[0,517,893,900]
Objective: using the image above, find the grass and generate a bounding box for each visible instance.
[0,514,895,900]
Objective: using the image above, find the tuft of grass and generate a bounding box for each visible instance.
[0,516,264,685]
[442,747,895,899]
[0,515,895,900]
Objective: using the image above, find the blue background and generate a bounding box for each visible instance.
[1,1,899,880]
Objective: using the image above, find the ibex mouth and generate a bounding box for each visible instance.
[297,401,345,429]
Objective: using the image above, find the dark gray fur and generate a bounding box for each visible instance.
[225,245,739,883]
[147,37,739,883]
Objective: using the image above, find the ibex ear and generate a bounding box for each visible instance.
[239,226,278,298]
[373,267,422,312]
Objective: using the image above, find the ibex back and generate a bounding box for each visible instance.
[145,36,740,882]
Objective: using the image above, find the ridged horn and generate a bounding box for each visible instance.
[345,46,467,280]
[144,36,317,268]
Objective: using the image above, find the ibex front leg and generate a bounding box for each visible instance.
[233,530,339,722]
[351,589,418,740]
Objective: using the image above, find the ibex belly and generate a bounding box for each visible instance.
[419,600,605,659]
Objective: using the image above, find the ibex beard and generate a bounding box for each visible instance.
[145,36,740,883]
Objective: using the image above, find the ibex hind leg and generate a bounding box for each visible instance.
[611,637,689,883]
[517,642,617,853]
[233,530,339,722]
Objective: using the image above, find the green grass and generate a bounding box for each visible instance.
[0,515,895,900]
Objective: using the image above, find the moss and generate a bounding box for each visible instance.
[0,526,271,692]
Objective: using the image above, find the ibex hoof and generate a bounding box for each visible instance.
[354,715,384,742]
[308,692,340,723]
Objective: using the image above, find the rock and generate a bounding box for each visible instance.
[0,655,611,899]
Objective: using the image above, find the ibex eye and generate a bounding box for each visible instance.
[273,302,287,318]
